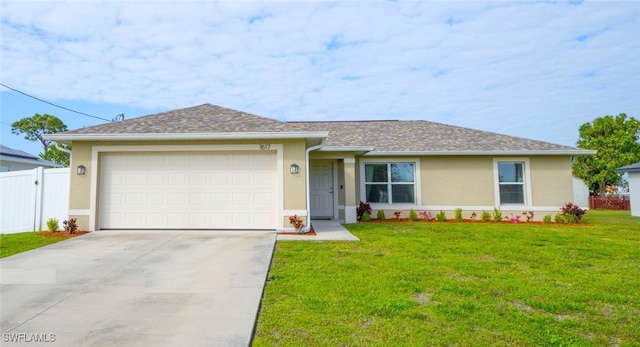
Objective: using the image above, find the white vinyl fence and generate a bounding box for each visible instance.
[0,167,70,234]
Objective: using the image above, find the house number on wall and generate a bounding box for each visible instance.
[260,144,271,150]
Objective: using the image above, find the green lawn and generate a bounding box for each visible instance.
[0,232,71,258]
[254,211,640,346]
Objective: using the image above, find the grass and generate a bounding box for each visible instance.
[254,210,640,346]
[0,231,72,258]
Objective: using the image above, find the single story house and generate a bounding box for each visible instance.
[0,144,59,172]
[45,104,595,231]
[615,162,640,217]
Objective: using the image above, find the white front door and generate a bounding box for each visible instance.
[310,161,334,219]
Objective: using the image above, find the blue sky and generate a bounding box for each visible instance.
[1,1,638,157]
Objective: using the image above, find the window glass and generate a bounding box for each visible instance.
[499,184,524,204]
[498,162,523,182]
[366,184,389,203]
[391,185,415,203]
[365,164,388,182]
[390,163,414,182]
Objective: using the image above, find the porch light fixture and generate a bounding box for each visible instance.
[77,165,86,175]
[290,163,300,174]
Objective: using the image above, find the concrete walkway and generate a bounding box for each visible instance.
[277,220,359,241]
[0,230,275,347]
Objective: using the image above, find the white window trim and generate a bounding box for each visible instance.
[493,158,532,207]
[359,158,421,207]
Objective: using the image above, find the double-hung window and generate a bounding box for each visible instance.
[364,162,415,204]
[497,161,526,204]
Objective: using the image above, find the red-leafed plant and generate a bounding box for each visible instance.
[63,218,78,234]
[560,202,587,223]
[288,215,305,233]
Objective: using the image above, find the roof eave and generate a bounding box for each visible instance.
[44,131,329,143]
[317,146,375,152]
[363,150,597,156]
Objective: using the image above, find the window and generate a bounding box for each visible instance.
[364,162,415,204]
[497,161,525,204]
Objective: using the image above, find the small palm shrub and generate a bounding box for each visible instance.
[362,212,371,222]
[454,208,463,222]
[436,210,447,221]
[376,210,386,220]
[543,215,552,224]
[493,208,503,222]
[554,213,565,223]
[481,211,492,222]
[408,209,418,221]
[46,218,59,232]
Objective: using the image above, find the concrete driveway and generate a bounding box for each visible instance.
[0,230,276,346]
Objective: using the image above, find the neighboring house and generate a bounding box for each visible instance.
[0,144,59,172]
[44,104,595,232]
[615,162,640,217]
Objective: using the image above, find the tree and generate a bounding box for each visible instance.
[11,113,70,166]
[572,113,640,195]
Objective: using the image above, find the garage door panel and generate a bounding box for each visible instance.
[100,151,277,229]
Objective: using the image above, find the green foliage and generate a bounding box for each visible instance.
[481,211,492,222]
[376,210,386,220]
[543,215,552,224]
[572,113,640,195]
[41,144,71,166]
[454,208,463,222]
[436,210,447,221]
[46,218,59,232]
[408,209,418,221]
[11,113,68,151]
[560,202,587,223]
[554,213,565,223]
[493,208,503,222]
[11,113,70,166]
[361,212,371,222]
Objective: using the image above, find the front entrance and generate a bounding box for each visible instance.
[310,161,335,219]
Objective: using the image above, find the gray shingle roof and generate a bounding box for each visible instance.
[288,120,581,152]
[54,103,586,153]
[616,161,640,173]
[61,104,302,134]
[0,144,39,159]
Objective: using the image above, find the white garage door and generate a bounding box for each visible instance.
[99,151,277,229]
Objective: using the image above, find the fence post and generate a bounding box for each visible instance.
[34,167,44,231]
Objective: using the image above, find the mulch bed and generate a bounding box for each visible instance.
[37,231,90,238]
[277,225,317,235]
[363,218,585,225]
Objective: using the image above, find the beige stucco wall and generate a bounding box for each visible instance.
[529,156,574,206]
[68,139,307,230]
[420,156,495,206]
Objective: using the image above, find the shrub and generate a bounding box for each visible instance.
[470,211,477,220]
[393,211,402,219]
[493,208,503,222]
[436,210,447,221]
[523,210,534,222]
[361,212,371,222]
[408,209,418,221]
[481,211,492,222]
[357,201,372,221]
[554,213,565,223]
[419,211,432,221]
[376,210,386,220]
[288,215,305,232]
[454,208,463,222]
[543,215,552,224]
[46,218,59,232]
[560,202,587,223]
[63,218,78,234]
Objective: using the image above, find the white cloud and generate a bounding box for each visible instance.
[1,0,638,146]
